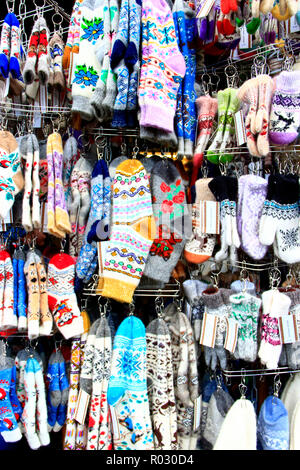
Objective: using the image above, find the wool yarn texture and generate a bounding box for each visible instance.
[202,386,234,449]
[107,316,154,450]
[146,317,178,450]
[0,249,16,331]
[0,363,22,443]
[101,159,155,303]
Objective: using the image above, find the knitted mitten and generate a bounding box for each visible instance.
[183,279,207,341]
[258,289,291,369]
[101,159,155,303]
[62,0,82,71]
[206,88,231,164]
[110,0,129,70]
[202,288,229,371]
[69,157,83,255]
[146,317,178,450]
[229,291,262,362]
[144,160,190,284]
[237,76,259,156]
[9,364,23,426]
[15,349,42,412]
[21,134,41,232]
[259,174,300,264]
[47,253,84,339]
[16,250,27,332]
[0,13,12,79]
[269,71,300,145]
[107,316,154,450]
[237,174,268,260]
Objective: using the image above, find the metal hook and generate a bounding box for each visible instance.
[128,301,135,316]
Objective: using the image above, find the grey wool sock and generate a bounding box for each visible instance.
[202,288,229,371]
[144,160,191,284]
[79,318,101,394]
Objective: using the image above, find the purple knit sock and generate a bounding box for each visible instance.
[269,71,300,146]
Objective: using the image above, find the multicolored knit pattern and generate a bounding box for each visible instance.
[102,159,154,303]
[112,161,152,224]
[138,0,186,133]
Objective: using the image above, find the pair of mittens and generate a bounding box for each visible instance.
[46,350,69,433]
[23,16,50,86]
[0,12,24,80]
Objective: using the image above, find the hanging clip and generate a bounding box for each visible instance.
[272,373,281,403]
[128,301,135,316]
[239,368,247,399]
[155,295,164,319]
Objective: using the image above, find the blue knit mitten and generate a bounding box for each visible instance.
[53,353,69,432]
[46,352,61,432]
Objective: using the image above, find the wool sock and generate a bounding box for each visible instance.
[1,250,16,330]
[23,18,40,85]
[0,13,12,79]
[33,358,49,447]
[24,250,40,340]
[46,352,61,432]
[77,159,92,249]
[194,96,218,162]
[237,174,268,260]
[146,317,178,450]
[219,88,240,163]
[124,0,142,68]
[37,259,52,336]
[87,316,112,450]
[49,32,65,91]
[255,75,274,156]
[202,288,229,371]
[144,160,190,284]
[9,13,22,80]
[71,0,104,121]
[63,135,79,211]
[63,0,82,71]
[69,157,83,255]
[206,89,231,164]
[46,133,65,239]
[111,61,130,128]
[63,337,82,450]
[37,16,50,85]
[237,77,259,156]
[269,71,300,145]
[102,159,155,303]
[9,364,23,425]
[0,366,22,443]
[53,352,69,432]
[47,253,84,339]
[17,251,27,332]
[22,357,40,449]
[138,0,186,134]
[110,0,129,70]
[87,159,111,243]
